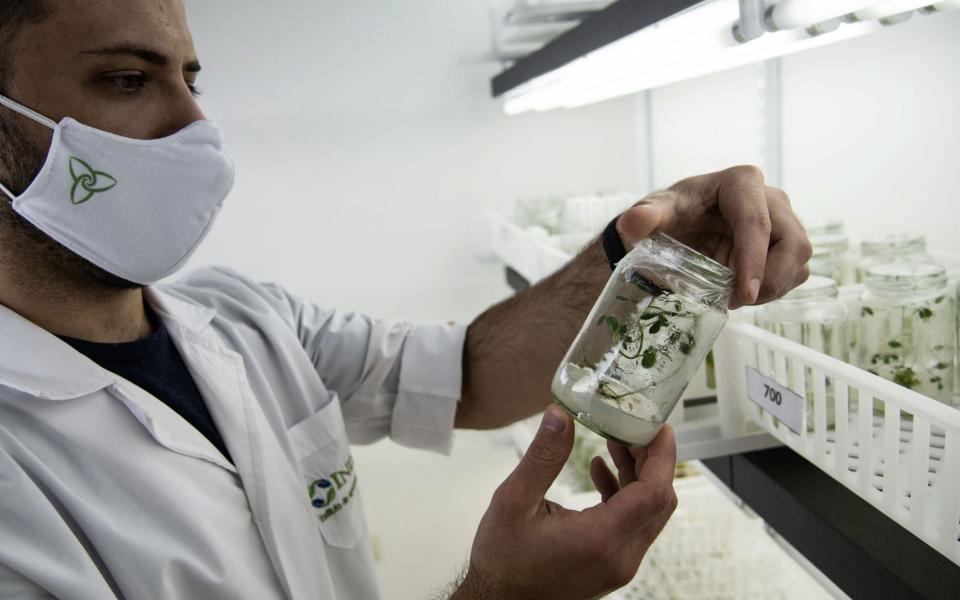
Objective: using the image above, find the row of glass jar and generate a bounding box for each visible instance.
[805,221,945,286]
[755,261,959,419]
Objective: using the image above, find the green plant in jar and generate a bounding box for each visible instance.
[756,275,848,430]
[858,263,957,407]
[551,233,734,446]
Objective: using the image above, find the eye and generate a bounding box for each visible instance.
[106,72,146,94]
[186,82,203,97]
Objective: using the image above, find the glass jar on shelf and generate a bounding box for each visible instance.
[856,233,934,282]
[756,276,849,429]
[803,218,845,237]
[551,233,734,446]
[858,263,957,407]
[809,234,852,285]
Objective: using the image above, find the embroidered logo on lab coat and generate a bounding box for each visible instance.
[308,455,357,522]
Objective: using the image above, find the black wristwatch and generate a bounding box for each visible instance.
[601,216,627,270]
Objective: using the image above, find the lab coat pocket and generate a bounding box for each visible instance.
[288,398,363,550]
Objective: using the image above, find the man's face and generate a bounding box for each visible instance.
[0,0,205,289]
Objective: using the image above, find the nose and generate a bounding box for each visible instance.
[154,83,206,138]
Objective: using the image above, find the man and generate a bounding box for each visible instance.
[0,1,811,598]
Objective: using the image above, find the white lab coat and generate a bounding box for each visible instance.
[0,266,466,599]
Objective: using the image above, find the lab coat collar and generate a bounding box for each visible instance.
[0,285,216,401]
[145,285,217,334]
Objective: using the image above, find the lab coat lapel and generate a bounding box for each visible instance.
[166,323,334,600]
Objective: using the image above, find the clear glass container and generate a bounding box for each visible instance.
[551,233,735,446]
[858,263,957,407]
[809,234,851,285]
[803,219,845,237]
[756,276,849,429]
[856,233,934,282]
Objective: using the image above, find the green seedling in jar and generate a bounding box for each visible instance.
[755,275,849,431]
[858,263,956,408]
[596,277,698,399]
[551,233,734,446]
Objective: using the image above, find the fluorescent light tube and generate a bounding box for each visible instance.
[765,0,884,31]
[851,0,941,20]
[502,0,959,114]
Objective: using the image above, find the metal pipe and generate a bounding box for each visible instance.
[733,0,767,43]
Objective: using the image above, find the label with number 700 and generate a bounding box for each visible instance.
[745,367,804,434]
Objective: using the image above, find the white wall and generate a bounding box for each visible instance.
[180,2,641,598]
[650,62,769,187]
[780,10,960,253]
[647,9,960,254]
[183,0,640,322]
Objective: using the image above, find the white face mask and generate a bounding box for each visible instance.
[0,94,235,285]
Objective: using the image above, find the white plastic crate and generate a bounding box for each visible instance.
[486,210,575,282]
[713,319,960,567]
[487,211,544,283]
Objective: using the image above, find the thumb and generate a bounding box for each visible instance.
[617,191,674,251]
[504,404,574,504]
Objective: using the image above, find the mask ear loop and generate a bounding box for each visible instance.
[0,94,57,129]
[0,94,58,200]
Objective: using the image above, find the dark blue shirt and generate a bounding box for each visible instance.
[58,308,232,464]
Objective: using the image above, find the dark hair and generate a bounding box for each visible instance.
[0,1,49,93]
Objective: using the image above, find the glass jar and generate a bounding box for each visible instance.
[856,234,934,282]
[756,276,849,429]
[551,233,734,446]
[858,263,957,407]
[803,219,845,237]
[809,234,851,285]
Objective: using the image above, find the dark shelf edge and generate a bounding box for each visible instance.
[701,449,960,600]
[491,0,702,97]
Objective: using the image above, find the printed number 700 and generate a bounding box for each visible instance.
[762,384,782,406]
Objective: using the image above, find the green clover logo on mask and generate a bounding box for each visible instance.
[68,156,117,205]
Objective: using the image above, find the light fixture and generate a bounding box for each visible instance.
[849,0,946,21]
[764,0,881,31]
[502,0,960,114]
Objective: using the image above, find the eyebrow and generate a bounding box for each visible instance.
[80,46,202,72]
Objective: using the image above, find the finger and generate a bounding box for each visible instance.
[500,404,574,507]
[604,425,678,533]
[590,456,620,503]
[626,492,678,557]
[628,443,649,464]
[616,193,677,247]
[716,166,771,308]
[754,189,812,304]
[633,424,676,488]
[607,441,638,488]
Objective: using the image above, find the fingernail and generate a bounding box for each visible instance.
[748,277,761,303]
[542,405,566,433]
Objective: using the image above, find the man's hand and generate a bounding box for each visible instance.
[452,406,677,599]
[616,165,812,309]
[457,165,810,430]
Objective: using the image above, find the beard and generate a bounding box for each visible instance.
[0,113,141,291]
